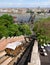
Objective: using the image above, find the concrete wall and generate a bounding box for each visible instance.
[28,40,41,65]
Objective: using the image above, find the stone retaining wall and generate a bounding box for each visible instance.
[28,40,41,65]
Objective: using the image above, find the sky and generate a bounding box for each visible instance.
[0,0,50,8]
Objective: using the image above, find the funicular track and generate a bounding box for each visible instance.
[13,39,34,65]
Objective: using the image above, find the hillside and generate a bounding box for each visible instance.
[33,17,50,44]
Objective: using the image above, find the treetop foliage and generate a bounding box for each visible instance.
[33,17,50,45]
[0,14,32,39]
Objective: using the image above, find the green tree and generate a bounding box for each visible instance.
[0,25,9,38]
[0,14,13,24]
[8,24,20,36]
[19,24,32,35]
[0,19,11,27]
[0,14,32,38]
[33,17,50,45]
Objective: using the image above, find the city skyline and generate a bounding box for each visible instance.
[0,0,50,8]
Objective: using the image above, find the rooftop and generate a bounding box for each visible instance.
[6,41,22,50]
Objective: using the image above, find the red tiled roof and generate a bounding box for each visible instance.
[0,35,25,51]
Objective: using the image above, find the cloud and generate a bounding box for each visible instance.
[0,0,50,8]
